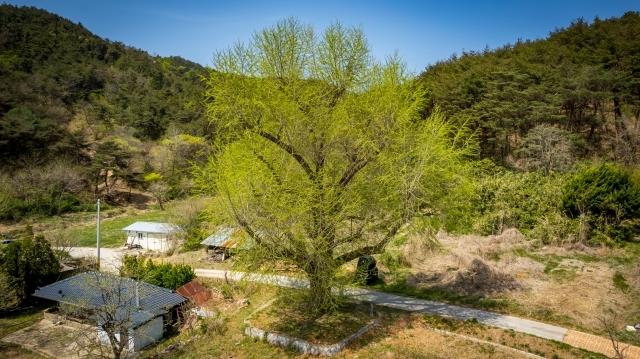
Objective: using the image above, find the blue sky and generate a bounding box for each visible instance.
[5,0,640,73]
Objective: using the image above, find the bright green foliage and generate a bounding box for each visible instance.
[120,255,195,290]
[144,171,169,210]
[562,163,640,242]
[167,197,209,252]
[199,18,473,312]
[473,168,579,244]
[149,133,211,199]
[0,235,60,303]
[143,172,163,183]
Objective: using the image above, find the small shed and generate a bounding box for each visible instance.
[123,221,181,252]
[32,272,186,352]
[200,227,244,261]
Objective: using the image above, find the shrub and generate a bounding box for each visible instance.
[472,170,578,244]
[198,313,227,335]
[0,235,60,303]
[562,163,640,242]
[121,255,195,290]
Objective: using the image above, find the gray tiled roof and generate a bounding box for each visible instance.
[33,272,185,326]
[122,221,180,234]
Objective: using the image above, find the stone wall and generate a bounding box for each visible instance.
[244,319,378,356]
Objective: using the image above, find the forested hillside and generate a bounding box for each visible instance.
[0,4,638,239]
[0,4,209,164]
[419,11,640,167]
[0,5,211,219]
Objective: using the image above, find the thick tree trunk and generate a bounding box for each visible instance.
[305,263,337,314]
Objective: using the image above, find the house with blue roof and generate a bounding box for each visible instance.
[32,271,186,352]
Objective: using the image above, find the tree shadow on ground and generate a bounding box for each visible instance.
[251,295,379,345]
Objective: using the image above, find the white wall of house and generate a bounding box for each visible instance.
[126,231,172,252]
[132,316,163,351]
[97,326,135,351]
[97,316,164,352]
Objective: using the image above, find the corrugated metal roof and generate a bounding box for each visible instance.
[122,221,180,234]
[33,272,186,326]
[176,280,212,306]
[200,227,258,249]
[200,227,235,247]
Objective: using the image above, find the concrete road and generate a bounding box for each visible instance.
[194,268,567,342]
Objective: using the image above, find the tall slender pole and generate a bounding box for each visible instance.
[96,198,101,270]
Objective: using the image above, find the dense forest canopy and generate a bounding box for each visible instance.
[418,11,640,166]
[0,4,210,166]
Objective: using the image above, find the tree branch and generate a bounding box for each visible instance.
[339,158,370,187]
[256,130,314,180]
[252,149,283,186]
[334,220,403,264]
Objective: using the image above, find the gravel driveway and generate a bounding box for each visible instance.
[67,247,126,272]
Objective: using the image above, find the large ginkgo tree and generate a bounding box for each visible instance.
[199,18,473,312]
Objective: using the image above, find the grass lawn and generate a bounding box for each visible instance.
[0,306,45,338]
[54,209,167,247]
[0,343,46,359]
[249,297,377,344]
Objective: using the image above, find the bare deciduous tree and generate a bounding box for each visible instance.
[598,304,630,359]
[515,124,574,174]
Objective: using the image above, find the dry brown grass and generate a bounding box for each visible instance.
[399,229,530,295]
[394,228,637,332]
[336,313,597,359]
[161,248,233,270]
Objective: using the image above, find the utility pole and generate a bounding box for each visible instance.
[96,198,101,270]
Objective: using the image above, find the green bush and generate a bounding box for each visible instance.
[0,235,60,303]
[121,255,195,290]
[562,163,640,242]
[472,170,577,243]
